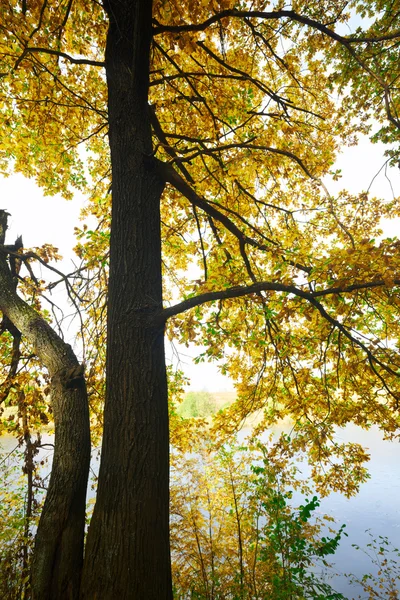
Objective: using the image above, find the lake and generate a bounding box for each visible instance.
[311,424,400,597]
[1,424,399,599]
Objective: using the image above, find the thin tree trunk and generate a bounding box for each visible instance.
[80,0,172,597]
[0,212,91,599]
[20,389,34,600]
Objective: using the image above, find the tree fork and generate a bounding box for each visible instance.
[0,211,91,600]
[80,0,172,597]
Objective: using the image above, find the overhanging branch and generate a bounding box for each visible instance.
[161,278,400,389]
[153,9,400,45]
[162,278,400,320]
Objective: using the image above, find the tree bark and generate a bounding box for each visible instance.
[80,0,172,598]
[0,213,91,600]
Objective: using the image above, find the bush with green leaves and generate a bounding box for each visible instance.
[171,442,348,599]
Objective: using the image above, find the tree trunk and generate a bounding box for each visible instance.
[80,1,172,598]
[0,213,91,600]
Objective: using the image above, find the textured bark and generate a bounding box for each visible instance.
[80,0,172,598]
[0,214,91,599]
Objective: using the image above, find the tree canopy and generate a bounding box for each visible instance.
[0,0,400,598]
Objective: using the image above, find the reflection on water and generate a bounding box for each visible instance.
[1,424,399,599]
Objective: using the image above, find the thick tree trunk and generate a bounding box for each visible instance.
[0,213,91,600]
[80,0,172,598]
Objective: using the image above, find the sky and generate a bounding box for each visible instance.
[1,135,400,391]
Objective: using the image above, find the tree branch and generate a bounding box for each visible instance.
[20,46,105,68]
[170,138,315,179]
[161,279,400,390]
[162,278,400,320]
[155,158,312,274]
[153,9,400,46]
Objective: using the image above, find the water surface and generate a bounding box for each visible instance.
[1,425,399,599]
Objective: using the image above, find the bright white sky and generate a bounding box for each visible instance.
[1,136,399,391]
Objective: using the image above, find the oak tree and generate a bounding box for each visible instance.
[1,0,400,598]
